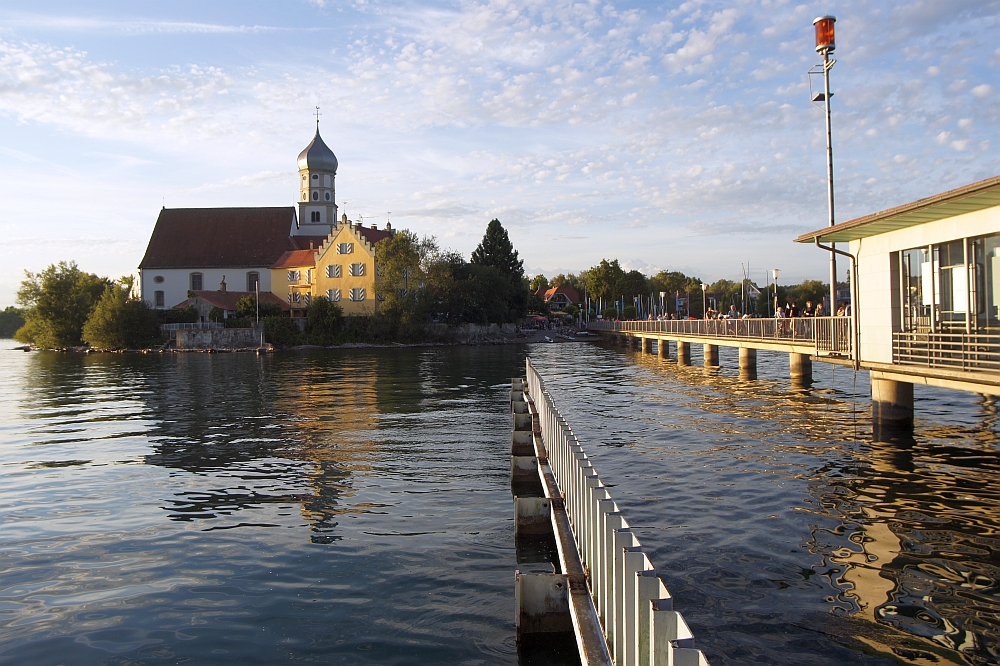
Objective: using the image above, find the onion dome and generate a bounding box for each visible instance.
[297,128,338,173]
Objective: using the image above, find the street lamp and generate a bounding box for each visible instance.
[810,15,838,316]
[772,269,780,316]
[701,283,707,319]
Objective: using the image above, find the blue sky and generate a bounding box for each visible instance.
[1,0,997,306]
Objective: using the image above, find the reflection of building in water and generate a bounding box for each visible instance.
[815,434,1000,664]
[138,353,381,543]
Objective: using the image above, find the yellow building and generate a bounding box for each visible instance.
[269,214,395,316]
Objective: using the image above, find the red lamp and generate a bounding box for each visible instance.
[813,16,836,53]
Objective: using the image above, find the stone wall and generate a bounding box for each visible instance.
[175,327,262,350]
[425,322,518,343]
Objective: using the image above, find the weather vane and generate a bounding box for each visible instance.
[314,106,321,128]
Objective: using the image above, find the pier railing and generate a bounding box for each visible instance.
[589,316,852,356]
[894,332,1000,373]
[524,358,709,666]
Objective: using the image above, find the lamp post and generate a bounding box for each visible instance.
[772,269,780,316]
[810,15,838,316]
[701,283,707,319]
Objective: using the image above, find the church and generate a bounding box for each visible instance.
[138,118,393,317]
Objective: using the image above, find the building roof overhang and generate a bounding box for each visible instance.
[794,175,1000,244]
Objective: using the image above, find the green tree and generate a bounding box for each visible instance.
[264,317,302,346]
[469,219,527,322]
[614,270,649,299]
[235,294,282,320]
[530,274,550,292]
[622,305,637,320]
[305,296,343,345]
[586,259,625,301]
[82,277,161,350]
[471,219,524,278]
[0,307,25,338]
[15,261,111,348]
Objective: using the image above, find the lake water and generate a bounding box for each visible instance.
[1,340,998,665]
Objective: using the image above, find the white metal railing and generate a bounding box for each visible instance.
[159,322,224,331]
[894,332,1000,373]
[589,316,852,357]
[525,358,709,666]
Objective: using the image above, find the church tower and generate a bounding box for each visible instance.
[294,110,339,236]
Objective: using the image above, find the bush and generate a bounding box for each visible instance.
[82,278,161,350]
[0,307,25,338]
[264,316,302,346]
[224,317,252,328]
[15,261,111,348]
[208,306,225,323]
[305,296,343,345]
[602,307,618,320]
[156,306,197,325]
[622,305,637,320]
[235,295,283,320]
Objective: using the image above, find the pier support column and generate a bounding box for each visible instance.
[789,353,812,386]
[658,339,669,359]
[642,337,653,354]
[739,348,757,380]
[703,344,719,367]
[871,378,914,440]
[677,341,691,366]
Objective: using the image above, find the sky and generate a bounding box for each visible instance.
[1,0,997,307]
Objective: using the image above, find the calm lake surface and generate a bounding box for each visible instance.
[2,340,999,665]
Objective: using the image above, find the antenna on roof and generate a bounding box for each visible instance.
[314,106,321,129]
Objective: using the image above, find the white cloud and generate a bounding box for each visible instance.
[971,84,993,98]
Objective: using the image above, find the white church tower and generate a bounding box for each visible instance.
[294,108,339,236]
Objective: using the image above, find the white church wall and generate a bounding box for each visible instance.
[141,268,273,310]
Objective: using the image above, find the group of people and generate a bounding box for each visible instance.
[775,300,849,318]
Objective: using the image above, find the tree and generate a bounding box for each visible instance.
[586,259,625,301]
[530,274,550,292]
[471,219,524,278]
[469,219,527,322]
[614,270,649,299]
[235,294,282,320]
[305,296,343,345]
[82,277,161,350]
[15,261,111,348]
[0,307,24,338]
[550,273,583,292]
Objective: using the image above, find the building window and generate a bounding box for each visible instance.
[312,191,318,201]
[376,292,385,302]
[350,288,365,301]
[293,291,301,303]
[302,193,307,201]
[312,174,319,180]
[326,264,341,278]
[304,293,311,306]
[190,273,203,291]
[305,269,312,284]
[247,272,259,292]
[350,263,366,277]
[155,291,164,307]
[325,192,331,201]
[287,270,300,282]
[310,211,321,222]
[337,243,354,254]
[327,288,341,302]
[153,275,164,284]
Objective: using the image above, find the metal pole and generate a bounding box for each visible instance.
[823,49,837,314]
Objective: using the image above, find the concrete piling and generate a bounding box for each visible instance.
[677,341,691,366]
[658,339,669,360]
[739,347,757,380]
[871,377,914,439]
[703,344,719,367]
[789,353,812,385]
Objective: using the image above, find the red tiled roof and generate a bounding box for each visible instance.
[355,225,394,246]
[188,290,290,311]
[540,286,580,304]
[270,250,316,269]
[139,207,296,269]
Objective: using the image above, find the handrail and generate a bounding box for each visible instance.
[525,358,710,666]
[588,317,853,359]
